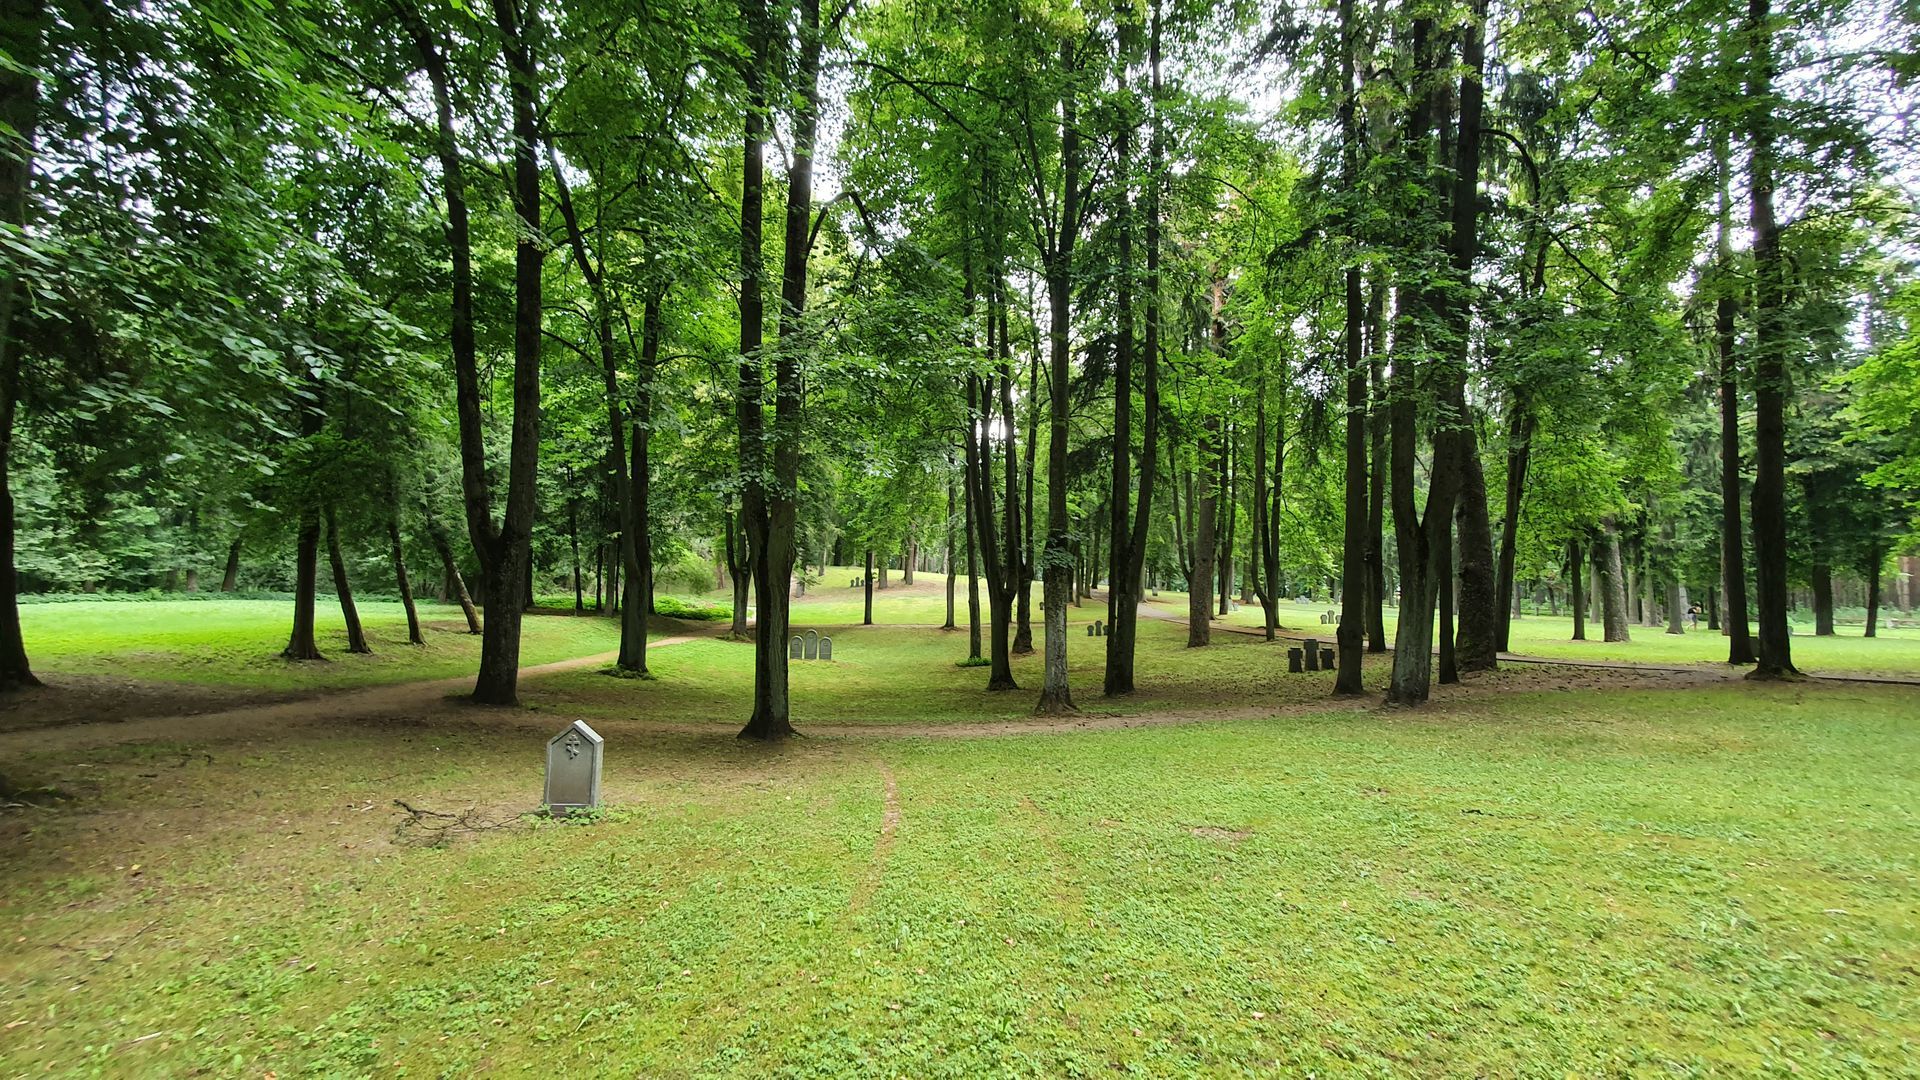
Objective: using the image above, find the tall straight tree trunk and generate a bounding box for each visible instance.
[1597,519,1631,642]
[1333,0,1366,693]
[1745,0,1796,677]
[406,3,541,704]
[1188,423,1218,648]
[864,549,875,625]
[735,0,819,738]
[1035,45,1081,715]
[1568,537,1585,641]
[1252,362,1280,640]
[221,537,242,592]
[1105,71,1155,692]
[967,372,1017,689]
[964,435,983,660]
[725,507,750,639]
[943,467,957,630]
[0,0,40,690]
[1365,277,1389,652]
[325,506,370,654]
[1443,0,1498,675]
[1217,429,1235,616]
[283,509,324,660]
[1012,318,1036,655]
[388,511,424,645]
[1864,553,1881,637]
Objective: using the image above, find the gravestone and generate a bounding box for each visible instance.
[1094,620,1105,637]
[804,629,819,660]
[1320,646,1335,670]
[819,636,833,660]
[544,720,603,813]
[1086,624,1095,636]
[789,635,804,660]
[1287,647,1304,673]
[1303,638,1321,671]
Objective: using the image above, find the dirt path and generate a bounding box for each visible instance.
[1,636,698,758]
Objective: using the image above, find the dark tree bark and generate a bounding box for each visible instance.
[1745,0,1796,677]
[1333,0,1366,694]
[1811,562,1835,636]
[1864,552,1881,638]
[963,433,983,660]
[1442,0,1499,675]
[324,507,371,654]
[725,507,750,639]
[966,369,1017,688]
[221,537,242,592]
[1217,426,1236,617]
[943,465,957,630]
[864,548,875,625]
[282,509,324,661]
[1251,359,1280,641]
[1105,13,1164,693]
[404,2,543,704]
[1365,278,1389,652]
[1188,422,1218,647]
[424,508,481,634]
[0,0,41,690]
[1568,537,1585,641]
[1010,308,1035,655]
[388,510,424,646]
[1493,396,1535,652]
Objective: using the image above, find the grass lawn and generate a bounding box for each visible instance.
[2,605,1917,1076]
[20,599,625,691]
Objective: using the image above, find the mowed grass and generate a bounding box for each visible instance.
[20,599,624,690]
[1,668,1915,1076]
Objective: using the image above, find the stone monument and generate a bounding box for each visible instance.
[544,720,603,813]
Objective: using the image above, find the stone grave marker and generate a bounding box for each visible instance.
[1086,624,1095,636]
[819,636,833,660]
[1287,647,1304,673]
[789,635,804,660]
[1303,637,1321,670]
[544,720,603,813]
[1320,646,1335,669]
[804,629,819,660]
[1094,620,1105,636]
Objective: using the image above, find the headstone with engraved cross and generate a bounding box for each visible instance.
[544,720,603,813]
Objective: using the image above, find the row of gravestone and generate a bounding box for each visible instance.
[1086,620,1106,636]
[789,628,834,660]
[1287,638,1337,673]
[848,576,870,588]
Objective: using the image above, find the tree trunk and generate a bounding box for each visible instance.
[389,511,424,645]
[282,509,324,661]
[0,0,40,690]
[864,549,875,625]
[325,507,371,654]
[1568,537,1585,641]
[221,537,242,592]
[1011,323,1036,655]
[1189,422,1218,648]
[1597,519,1631,642]
[1745,0,1795,677]
[943,467,957,630]
[1494,399,1535,652]
[726,507,750,639]
[1864,554,1881,637]
[964,436,983,660]
[425,510,481,634]
[1035,52,1080,715]
[1811,563,1835,636]
[1365,277,1389,652]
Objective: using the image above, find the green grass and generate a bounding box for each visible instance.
[21,599,624,690]
[2,669,1915,1075]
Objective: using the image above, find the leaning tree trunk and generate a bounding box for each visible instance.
[426,511,481,634]
[388,511,424,645]
[325,507,371,654]
[283,508,324,661]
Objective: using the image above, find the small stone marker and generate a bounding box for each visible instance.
[1303,638,1321,671]
[1287,647,1304,673]
[1086,624,1095,636]
[804,629,819,660]
[544,720,603,814]
[790,635,804,660]
[819,636,833,660]
[1320,646,1335,670]
[1095,620,1105,636]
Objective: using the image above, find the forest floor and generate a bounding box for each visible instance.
[2,579,1917,1076]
